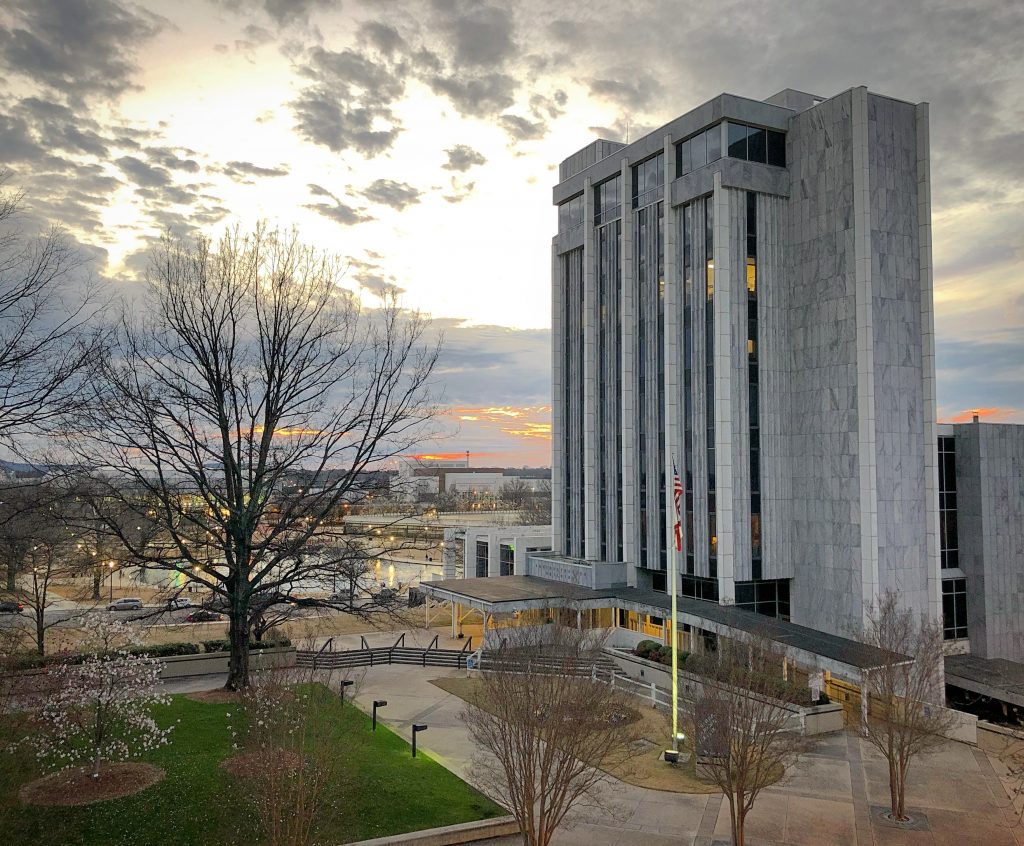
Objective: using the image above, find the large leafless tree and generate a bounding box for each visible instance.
[463,624,640,846]
[0,171,104,445]
[68,225,438,689]
[684,634,809,846]
[860,590,957,822]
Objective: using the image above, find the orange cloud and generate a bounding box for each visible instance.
[447,405,551,423]
[942,407,1022,423]
[503,421,552,441]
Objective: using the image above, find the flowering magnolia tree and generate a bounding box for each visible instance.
[34,617,172,778]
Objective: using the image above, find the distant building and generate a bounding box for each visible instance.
[396,455,550,502]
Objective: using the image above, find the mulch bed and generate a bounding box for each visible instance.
[19,762,165,806]
[220,747,302,778]
[187,689,240,704]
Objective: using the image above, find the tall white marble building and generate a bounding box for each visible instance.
[551,86,942,641]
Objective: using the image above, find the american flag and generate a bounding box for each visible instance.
[672,458,683,552]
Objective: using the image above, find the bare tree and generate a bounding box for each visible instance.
[0,477,86,654]
[463,624,640,846]
[860,590,957,822]
[0,171,105,445]
[684,634,810,846]
[230,667,348,846]
[68,225,438,690]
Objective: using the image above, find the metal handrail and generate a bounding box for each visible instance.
[392,633,406,649]
[312,637,334,668]
[360,635,369,650]
[426,634,439,651]
[458,636,474,655]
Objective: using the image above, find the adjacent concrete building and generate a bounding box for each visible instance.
[551,85,940,642]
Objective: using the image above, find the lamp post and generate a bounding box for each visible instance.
[372,699,387,730]
[411,724,428,757]
[108,561,115,602]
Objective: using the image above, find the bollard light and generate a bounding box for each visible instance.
[372,699,388,730]
[340,679,354,703]
[412,723,428,758]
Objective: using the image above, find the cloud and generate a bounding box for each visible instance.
[221,160,291,178]
[442,176,476,204]
[427,72,516,119]
[115,155,172,189]
[214,0,339,28]
[429,1,516,68]
[290,45,407,156]
[586,71,663,112]
[443,144,487,172]
[497,113,547,142]
[0,0,166,104]
[358,179,421,211]
[305,184,374,226]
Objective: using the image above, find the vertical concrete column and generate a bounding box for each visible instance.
[551,243,565,555]
[620,158,638,585]
[916,102,942,627]
[662,135,680,592]
[712,172,735,605]
[487,532,500,577]
[852,86,880,629]
[583,178,601,560]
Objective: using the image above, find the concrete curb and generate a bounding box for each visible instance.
[344,816,519,846]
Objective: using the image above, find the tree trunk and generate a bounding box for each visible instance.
[728,793,739,846]
[893,760,907,820]
[735,804,745,846]
[92,569,101,600]
[35,608,45,656]
[226,601,250,690]
[5,562,14,592]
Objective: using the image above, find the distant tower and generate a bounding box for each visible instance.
[465,450,470,466]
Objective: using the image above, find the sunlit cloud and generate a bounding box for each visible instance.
[941,407,1023,424]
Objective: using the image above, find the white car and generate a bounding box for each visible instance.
[107,597,144,611]
[165,597,193,610]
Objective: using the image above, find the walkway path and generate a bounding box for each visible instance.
[158,637,1023,846]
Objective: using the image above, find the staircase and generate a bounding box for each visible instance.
[478,648,620,681]
[295,634,475,671]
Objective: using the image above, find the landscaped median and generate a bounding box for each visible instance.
[0,686,504,845]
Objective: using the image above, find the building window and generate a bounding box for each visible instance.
[676,124,723,178]
[558,194,584,232]
[938,436,959,569]
[735,578,790,620]
[681,574,719,603]
[594,175,621,225]
[475,540,488,578]
[499,543,515,576]
[631,153,664,208]
[747,192,762,578]
[725,122,786,168]
[705,197,716,577]
[942,578,968,640]
[682,203,695,576]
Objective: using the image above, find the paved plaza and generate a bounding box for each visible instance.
[164,630,1024,846]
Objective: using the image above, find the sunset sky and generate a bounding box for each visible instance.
[1,0,1021,466]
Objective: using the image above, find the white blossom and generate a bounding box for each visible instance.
[32,617,172,777]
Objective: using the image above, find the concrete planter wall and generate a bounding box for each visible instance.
[158,647,296,679]
[606,647,844,736]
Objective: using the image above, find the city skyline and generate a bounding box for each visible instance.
[0,0,1021,465]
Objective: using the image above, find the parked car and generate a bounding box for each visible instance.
[107,597,144,611]
[0,600,24,614]
[185,609,222,623]
[202,596,232,613]
[165,597,193,610]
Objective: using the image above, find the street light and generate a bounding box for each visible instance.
[411,724,428,757]
[372,699,387,730]
[108,561,115,602]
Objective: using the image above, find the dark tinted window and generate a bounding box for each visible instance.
[728,122,749,158]
[747,127,767,163]
[766,130,786,166]
[677,138,691,175]
[706,125,721,162]
[691,132,707,169]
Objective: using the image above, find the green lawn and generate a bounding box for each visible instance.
[0,690,504,846]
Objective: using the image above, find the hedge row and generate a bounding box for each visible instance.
[5,637,291,672]
[633,638,690,666]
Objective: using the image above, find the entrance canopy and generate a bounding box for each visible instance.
[946,653,1024,709]
[419,575,907,683]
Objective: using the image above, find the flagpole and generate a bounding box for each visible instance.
[670,458,680,752]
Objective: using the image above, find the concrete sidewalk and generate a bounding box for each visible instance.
[347,664,1023,846]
